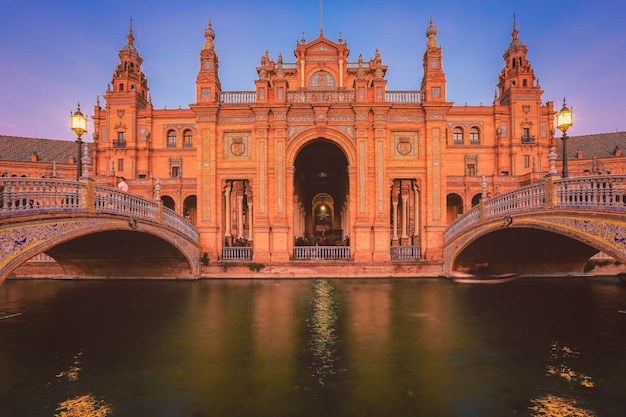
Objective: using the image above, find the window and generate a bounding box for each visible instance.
[453,127,464,145]
[116,131,125,147]
[171,166,181,178]
[183,130,193,148]
[167,130,177,147]
[524,155,530,168]
[464,154,478,176]
[466,163,476,176]
[469,127,480,145]
[117,159,124,172]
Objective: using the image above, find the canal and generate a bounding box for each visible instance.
[1,277,625,416]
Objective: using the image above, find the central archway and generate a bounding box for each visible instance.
[293,138,349,247]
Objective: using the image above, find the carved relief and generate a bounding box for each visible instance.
[224,132,251,159]
[393,132,418,158]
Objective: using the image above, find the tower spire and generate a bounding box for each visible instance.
[319,0,324,35]
[128,17,134,46]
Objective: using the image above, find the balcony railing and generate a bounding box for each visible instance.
[218,91,256,104]
[222,247,253,261]
[293,246,351,260]
[385,90,423,103]
[390,245,422,260]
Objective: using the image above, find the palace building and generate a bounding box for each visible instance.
[86,18,558,264]
[5,18,622,266]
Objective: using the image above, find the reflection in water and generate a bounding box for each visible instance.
[529,394,595,417]
[546,341,594,388]
[528,341,596,416]
[1,278,626,416]
[56,350,83,382]
[55,393,112,417]
[308,280,340,386]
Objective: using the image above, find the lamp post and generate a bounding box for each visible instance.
[70,103,88,180]
[555,98,573,178]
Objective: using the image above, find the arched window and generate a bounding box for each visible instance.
[453,127,464,145]
[167,130,177,148]
[469,127,480,144]
[309,71,335,88]
[183,130,193,148]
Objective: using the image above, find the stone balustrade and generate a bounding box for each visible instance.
[214,89,423,104]
[0,177,199,242]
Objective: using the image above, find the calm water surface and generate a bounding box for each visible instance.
[1,277,625,417]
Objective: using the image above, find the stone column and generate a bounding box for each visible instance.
[224,184,232,238]
[237,194,244,239]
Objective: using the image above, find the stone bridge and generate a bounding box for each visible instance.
[443,174,626,276]
[0,178,201,282]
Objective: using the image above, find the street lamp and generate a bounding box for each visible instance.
[70,103,88,180]
[556,98,573,178]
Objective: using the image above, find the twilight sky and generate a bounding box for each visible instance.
[1,0,625,141]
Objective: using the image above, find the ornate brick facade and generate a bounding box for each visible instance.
[88,18,562,263]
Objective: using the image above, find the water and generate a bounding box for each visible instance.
[1,277,625,417]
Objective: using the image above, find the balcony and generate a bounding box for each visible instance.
[521,135,536,144]
[112,140,126,148]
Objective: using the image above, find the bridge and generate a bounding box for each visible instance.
[443,174,626,276]
[0,177,201,282]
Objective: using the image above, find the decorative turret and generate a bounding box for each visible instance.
[421,17,447,102]
[496,17,538,105]
[111,19,149,106]
[196,20,221,103]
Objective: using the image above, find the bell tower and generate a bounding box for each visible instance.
[496,17,539,105]
[421,18,447,102]
[110,19,149,107]
[196,20,221,103]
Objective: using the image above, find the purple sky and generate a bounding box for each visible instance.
[1,0,625,142]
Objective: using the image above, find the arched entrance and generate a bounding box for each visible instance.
[183,195,197,224]
[293,139,350,257]
[446,193,464,223]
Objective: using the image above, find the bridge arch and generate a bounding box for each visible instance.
[1,215,200,281]
[0,177,201,282]
[443,175,626,275]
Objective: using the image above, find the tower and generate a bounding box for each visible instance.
[196,20,221,103]
[421,17,447,102]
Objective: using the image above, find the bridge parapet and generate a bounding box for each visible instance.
[0,177,198,242]
[445,175,626,242]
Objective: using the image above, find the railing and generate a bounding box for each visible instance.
[0,178,83,212]
[0,177,199,242]
[287,90,355,103]
[386,90,422,103]
[222,247,253,261]
[218,91,256,104]
[390,246,422,260]
[445,174,626,242]
[293,246,351,260]
[215,89,423,104]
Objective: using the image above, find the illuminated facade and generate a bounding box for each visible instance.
[89,18,560,264]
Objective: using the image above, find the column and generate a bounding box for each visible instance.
[401,191,408,239]
[413,181,420,239]
[237,194,244,239]
[224,184,232,238]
